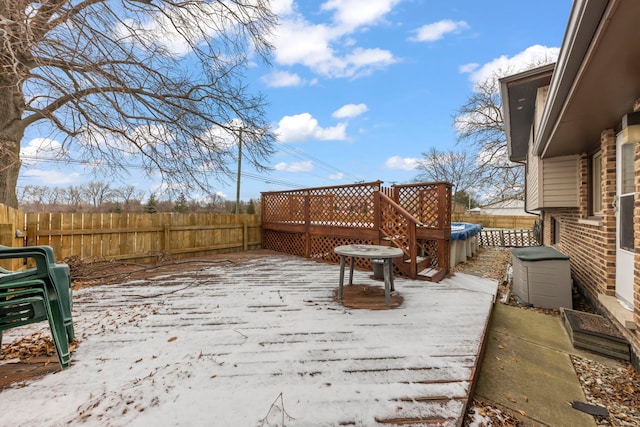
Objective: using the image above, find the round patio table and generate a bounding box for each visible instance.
[334,244,404,307]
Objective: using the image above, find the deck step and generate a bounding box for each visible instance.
[417,267,446,282]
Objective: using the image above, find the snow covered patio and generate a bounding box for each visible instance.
[0,253,498,426]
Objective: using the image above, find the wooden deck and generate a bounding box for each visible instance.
[0,254,497,426]
[262,181,453,282]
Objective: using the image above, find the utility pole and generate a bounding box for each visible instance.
[235,128,242,214]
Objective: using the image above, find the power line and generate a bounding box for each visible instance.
[20,155,305,189]
[275,142,362,181]
[20,153,358,190]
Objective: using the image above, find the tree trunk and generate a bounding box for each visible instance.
[0,85,25,209]
[0,138,21,209]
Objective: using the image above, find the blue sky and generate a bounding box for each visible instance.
[19,0,573,203]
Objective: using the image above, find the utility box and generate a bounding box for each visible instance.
[511,246,572,310]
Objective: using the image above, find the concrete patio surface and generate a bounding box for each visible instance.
[474,303,617,426]
[0,254,498,426]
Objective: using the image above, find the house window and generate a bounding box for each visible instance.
[619,143,634,252]
[590,151,603,216]
[552,217,561,245]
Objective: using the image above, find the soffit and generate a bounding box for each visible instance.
[501,66,554,162]
[541,0,640,157]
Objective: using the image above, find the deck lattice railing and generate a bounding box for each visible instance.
[479,228,539,247]
[391,182,452,228]
[262,181,452,281]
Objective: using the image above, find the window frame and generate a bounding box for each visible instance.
[552,217,561,246]
[589,150,603,217]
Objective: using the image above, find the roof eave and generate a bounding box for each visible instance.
[533,0,610,158]
[500,64,555,162]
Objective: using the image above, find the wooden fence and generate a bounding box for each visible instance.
[452,213,537,229]
[0,204,26,270]
[478,228,539,247]
[0,206,261,264]
[451,214,539,247]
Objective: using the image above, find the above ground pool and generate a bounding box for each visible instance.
[450,222,482,268]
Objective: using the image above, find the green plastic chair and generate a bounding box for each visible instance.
[0,280,71,368]
[0,245,74,342]
[0,289,49,328]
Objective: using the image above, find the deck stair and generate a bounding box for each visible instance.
[376,188,450,282]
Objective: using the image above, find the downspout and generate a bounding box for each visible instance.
[516,160,543,244]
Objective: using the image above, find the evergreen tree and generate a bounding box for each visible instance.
[144,194,158,214]
[174,193,189,213]
[246,199,256,214]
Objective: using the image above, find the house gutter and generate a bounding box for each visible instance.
[533,0,610,158]
[515,159,543,243]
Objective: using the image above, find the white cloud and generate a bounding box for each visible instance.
[274,160,314,172]
[329,172,344,180]
[22,169,81,185]
[458,63,478,74]
[462,44,560,87]
[332,103,368,119]
[262,71,303,87]
[321,0,401,32]
[271,1,399,79]
[271,0,295,16]
[261,71,318,88]
[345,48,396,76]
[275,113,348,143]
[384,155,419,170]
[21,138,64,164]
[410,20,469,42]
[318,123,348,140]
[273,18,335,67]
[115,2,263,56]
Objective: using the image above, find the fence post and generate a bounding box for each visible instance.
[163,224,171,253]
[26,213,38,247]
[0,223,21,271]
[243,222,248,251]
[0,224,14,247]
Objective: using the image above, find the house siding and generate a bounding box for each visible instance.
[540,155,580,208]
[528,155,580,210]
[542,130,639,365]
[527,85,579,211]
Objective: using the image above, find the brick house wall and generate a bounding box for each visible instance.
[541,129,639,364]
[542,130,617,298]
[542,130,640,361]
[543,209,610,296]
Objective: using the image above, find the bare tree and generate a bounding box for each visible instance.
[415,148,485,200]
[82,181,115,209]
[45,186,64,206]
[114,185,145,211]
[1,0,277,208]
[62,185,84,211]
[206,192,226,212]
[452,59,555,203]
[452,75,525,203]
[18,184,50,210]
